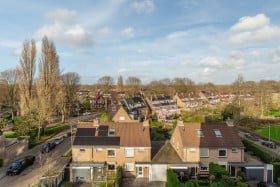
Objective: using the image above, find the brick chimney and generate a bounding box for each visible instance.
[93,118,100,127]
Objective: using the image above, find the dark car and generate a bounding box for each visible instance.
[41,141,56,153]
[261,141,276,149]
[54,137,64,145]
[244,133,259,141]
[6,155,35,176]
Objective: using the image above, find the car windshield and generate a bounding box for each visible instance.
[11,162,20,168]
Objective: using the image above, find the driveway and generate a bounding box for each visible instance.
[122,178,166,187]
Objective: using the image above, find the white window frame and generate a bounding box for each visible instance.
[125,148,134,157]
[119,116,125,121]
[138,148,145,152]
[107,149,116,157]
[231,147,238,153]
[108,129,115,136]
[200,148,209,157]
[189,148,197,152]
[218,148,227,157]
[124,162,134,171]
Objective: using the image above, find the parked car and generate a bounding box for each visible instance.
[70,113,78,117]
[6,155,35,176]
[83,112,92,116]
[244,133,259,141]
[41,141,56,153]
[261,141,276,149]
[54,137,64,145]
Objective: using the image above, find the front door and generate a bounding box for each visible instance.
[136,166,143,177]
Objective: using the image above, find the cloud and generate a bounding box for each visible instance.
[35,9,93,47]
[118,68,130,74]
[230,14,269,31]
[0,40,21,48]
[229,14,280,44]
[131,0,155,14]
[199,56,221,67]
[97,27,112,35]
[122,27,135,37]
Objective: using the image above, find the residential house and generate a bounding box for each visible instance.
[121,97,150,121]
[170,120,245,179]
[146,95,179,121]
[70,120,151,183]
[174,93,204,110]
[90,92,106,110]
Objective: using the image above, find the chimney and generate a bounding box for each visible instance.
[143,119,149,127]
[177,119,184,126]
[93,118,100,127]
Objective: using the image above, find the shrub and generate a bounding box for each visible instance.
[167,169,180,187]
[209,162,229,181]
[184,181,194,187]
[210,182,218,187]
[115,166,122,187]
[4,132,18,138]
[273,162,280,183]
[237,182,248,187]
[237,171,246,182]
[0,159,3,167]
[219,175,235,187]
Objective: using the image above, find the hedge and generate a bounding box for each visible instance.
[167,168,181,187]
[0,159,3,167]
[115,166,122,187]
[273,162,280,183]
[242,139,280,163]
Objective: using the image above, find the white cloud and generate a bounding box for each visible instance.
[118,68,130,74]
[229,14,280,44]
[225,59,246,70]
[34,9,93,47]
[97,27,112,35]
[230,14,269,31]
[122,27,135,37]
[131,0,155,14]
[202,67,215,76]
[199,56,221,67]
[11,48,21,57]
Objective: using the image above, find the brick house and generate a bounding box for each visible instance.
[70,120,151,183]
[170,120,245,179]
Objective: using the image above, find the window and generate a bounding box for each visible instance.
[124,163,134,171]
[108,129,115,136]
[200,148,209,157]
[218,149,227,157]
[214,129,222,137]
[119,116,125,121]
[108,163,116,171]
[96,148,103,152]
[231,147,238,153]
[125,148,134,157]
[197,129,204,137]
[80,148,85,152]
[189,148,197,152]
[112,106,116,111]
[200,163,208,171]
[107,149,116,157]
[138,148,145,152]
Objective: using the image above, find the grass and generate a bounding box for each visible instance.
[4,131,18,138]
[255,125,280,141]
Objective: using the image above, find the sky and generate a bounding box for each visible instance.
[1,0,280,85]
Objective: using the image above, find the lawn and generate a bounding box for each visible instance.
[255,125,280,141]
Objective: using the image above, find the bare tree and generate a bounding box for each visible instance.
[58,72,80,122]
[0,69,18,119]
[125,76,142,96]
[97,76,114,93]
[17,39,37,116]
[172,77,195,94]
[36,36,60,140]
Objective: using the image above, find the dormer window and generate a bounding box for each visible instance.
[197,129,204,137]
[108,129,115,136]
[214,129,222,137]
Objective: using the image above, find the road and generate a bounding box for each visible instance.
[0,113,101,187]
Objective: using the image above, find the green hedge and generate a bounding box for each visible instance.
[0,159,3,167]
[242,139,280,163]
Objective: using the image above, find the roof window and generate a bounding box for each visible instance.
[214,129,222,137]
[108,129,115,136]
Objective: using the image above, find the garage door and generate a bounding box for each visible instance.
[150,165,167,181]
[73,167,91,182]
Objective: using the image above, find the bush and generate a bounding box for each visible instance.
[4,132,18,138]
[236,182,248,187]
[237,171,246,182]
[219,175,235,187]
[184,181,194,187]
[0,159,3,167]
[210,182,218,187]
[167,169,180,187]
[115,166,122,187]
[273,162,280,183]
[209,163,229,181]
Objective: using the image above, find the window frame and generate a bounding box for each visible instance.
[125,148,134,157]
[218,148,227,157]
[124,162,134,171]
[200,163,209,171]
[80,148,86,152]
[214,129,222,137]
[107,149,116,157]
[200,148,209,157]
[196,129,204,137]
[107,162,116,171]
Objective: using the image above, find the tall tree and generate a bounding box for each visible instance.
[97,76,114,93]
[232,74,245,108]
[17,39,36,116]
[58,72,80,122]
[36,36,60,140]
[117,75,124,91]
[0,69,18,119]
[172,77,195,94]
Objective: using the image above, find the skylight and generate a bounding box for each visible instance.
[197,129,204,137]
[214,129,222,137]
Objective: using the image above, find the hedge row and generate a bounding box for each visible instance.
[115,166,122,187]
[273,162,280,184]
[242,139,280,163]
